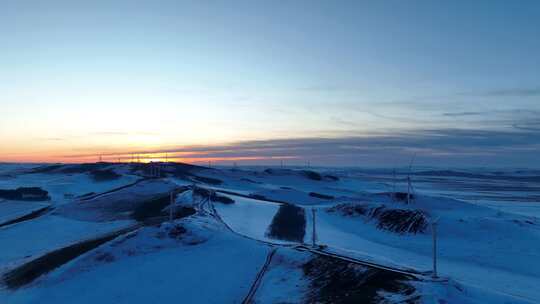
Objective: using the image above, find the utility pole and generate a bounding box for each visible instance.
[280,160,284,168]
[431,219,439,279]
[312,208,317,247]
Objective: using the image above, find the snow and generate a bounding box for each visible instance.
[0,215,134,273]
[1,164,539,303]
[253,248,311,303]
[0,201,50,225]
[313,196,540,302]
[0,216,271,304]
[56,179,178,221]
[0,172,139,206]
[213,194,282,242]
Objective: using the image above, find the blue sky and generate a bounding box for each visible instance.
[1,0,539,166]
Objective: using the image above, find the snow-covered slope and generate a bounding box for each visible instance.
[0,163,538,303]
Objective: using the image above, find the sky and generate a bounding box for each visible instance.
[1,0,540,167]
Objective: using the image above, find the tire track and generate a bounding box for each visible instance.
[241,248,278,304]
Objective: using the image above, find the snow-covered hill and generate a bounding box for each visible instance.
[0,162,537,303]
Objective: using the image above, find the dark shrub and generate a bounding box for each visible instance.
[192,188,234,204]
[302,256,416,303]
[211,194,235,204]
[131,194,196,222]
[323,175,340,181]
[168,225,187,238]
[309,192,335,200]
[375,209,427,234]
[193,175,222,185]
[0,187,50,201]
[131,196,171,221]
[266,203,306,242]
[30,164,63,173]
[61,163,110,174]
[249,194,267,200]
[393,192,414,202]
[327,203,367,216]
[89,169,121,182]
[302,170,323,181]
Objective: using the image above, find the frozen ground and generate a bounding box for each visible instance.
[0,162,538,303]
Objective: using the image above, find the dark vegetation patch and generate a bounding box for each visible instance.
[60,163,111,174]
[132,162,206,179]
[263,168,279,175]
[211,194,234,204]
[89,169,121,182]
[94,252,115,263]
[262,168,324,181]
[393,192,415,202]
[249,194,268,201]
[29,164,63,173]
[309,192,335,200]
[192,187,211,197]
[173,207,196,220]
[78,192,95,199]
[371,208,427,234]
[327,203,368,216]
[327,203,428,234]
[323,175,339,181]
[302,256,417,304]
[414,169,540,183]
[192,188,235,204]
[192,175,222,185]
[240,178,261,184]
[167,225,187,238]
[266,203,306,242]
[129,162,171,178]
[2,226,136,289]
[302,170,323,181]
[131,194,196,222]
[78,178,147,201]
[0,206,52,228]
[213,189,286,204]
[30,163,115,175]
[131,195,170,221]
[0,187,50,201]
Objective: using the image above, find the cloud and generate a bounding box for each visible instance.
[483,87,540,97]
[90,131,159,136]
[442,112,482,117]
[37,137,65,141]
[62,127,540,167]
[296,85,348,92]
